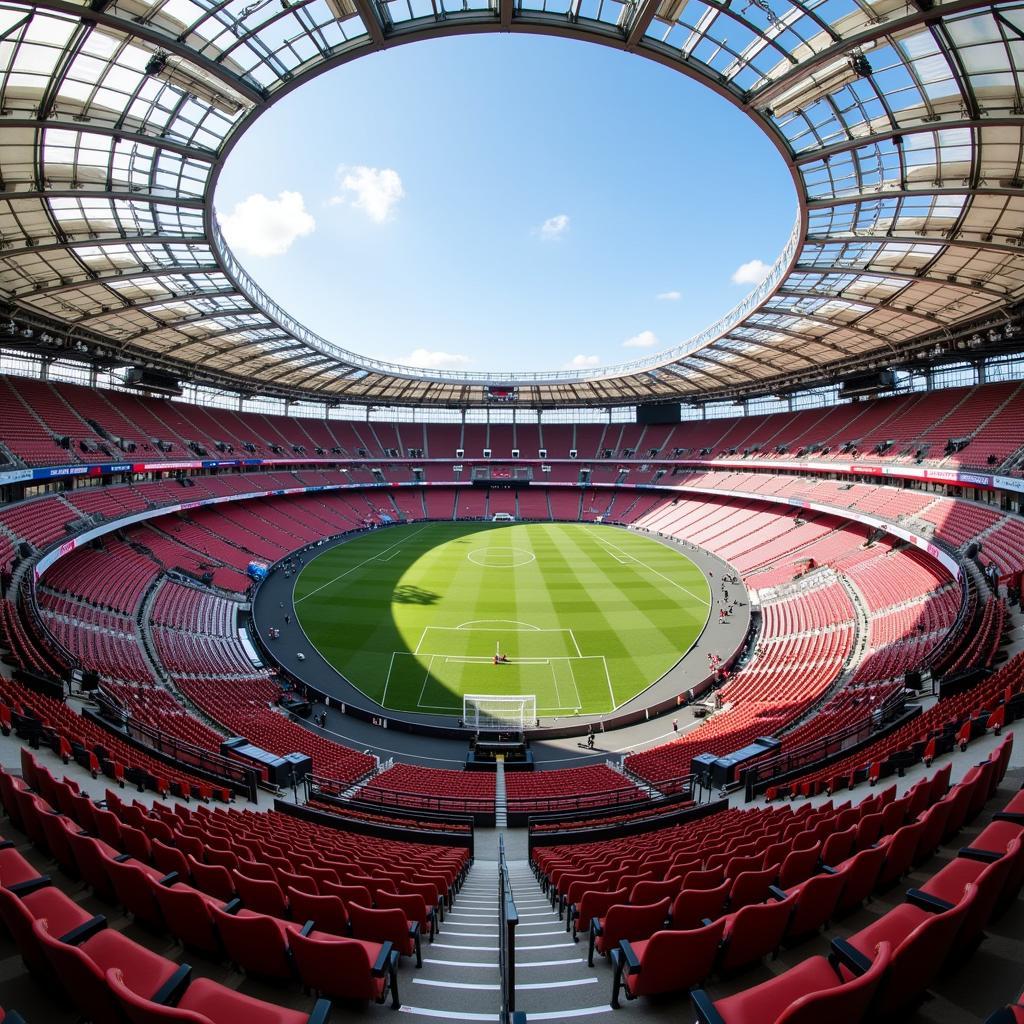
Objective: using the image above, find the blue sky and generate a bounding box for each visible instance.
[215,34,796,375]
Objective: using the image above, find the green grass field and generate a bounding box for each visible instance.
[292,522,711,717]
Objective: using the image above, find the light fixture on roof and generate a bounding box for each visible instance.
[765,53,871,118]
[850,53,873,78]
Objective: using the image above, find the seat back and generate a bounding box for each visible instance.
[32,919,117,1024]
[670,881,729,930]
[323,880,373,909]
[601,898,671,949]
[629,879,680,905]
[577,887,629,925]
[719,894,795,973]
[778,941,892,1024]
[107,967,211,1024]
[679,867,725,891]
[232,872,287,918]
[287,888,349,936]
[38,812,78,875]
[877,820,925,889]
[289,930,376,1002]
[915,799,953,865]
[877,884,977,1015]
[66,831,117,903]
[210,907,293,979]
[778,843,821,889]
[187,857,234,902]
[152,885,220,956]
[820,827,857,868]
[632,919,725,997]
[106,859,164,929]
[784,870,846,938]
[729,867,778,911]
[855,811,885,850]
[348,902,411,953]
[376,889,427,928]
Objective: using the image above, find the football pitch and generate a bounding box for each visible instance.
[292,522,711,717]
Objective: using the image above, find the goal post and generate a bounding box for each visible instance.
[463,694,537,731]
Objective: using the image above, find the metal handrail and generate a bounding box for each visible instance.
[498,835,524,1024]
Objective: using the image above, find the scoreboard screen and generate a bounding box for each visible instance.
[487,385,518,402]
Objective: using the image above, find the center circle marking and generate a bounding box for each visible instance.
[467,547,536,568]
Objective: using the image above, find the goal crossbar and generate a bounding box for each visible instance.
[463,694,536,731]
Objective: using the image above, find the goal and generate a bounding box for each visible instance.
[492,512,515,522]
[463,694,536,731]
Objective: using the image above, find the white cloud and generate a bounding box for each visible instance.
[403,348,473,370]
[731,259,772,286]
[656,290,681,301]
[217,191,315,258]
[331,166,405,222]
[537,213,570,241]
[565,354,601,369]
[623,330,659,349]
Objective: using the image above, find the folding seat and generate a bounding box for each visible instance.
[92,808,124,849]
[670,882,730,930]
[121,826,153,864]
[348,902,422,968]
[232,872,288,918]
[107,967,332,1024]
[66,830,119,903]
[0,880,95,978]
[728,867,778,911]
[854,811,884,850]
[833,844,886,917]
[322,880,372,909]
[942,775,978,842]
[13,791,49,851]
[778,844,820,889]
[691,939,891,1024]
[717,892,796,974]
[152,840,190,879]
[914,799,953,866]
[610,918,725,1009]
[105,857,172,929]
[875,820,925,890]
[680,867,725,891]
[140,817,175,846]
[721,855,763,879]
[377,889,435,942]
[287,888,349,937]
[210,905,306,980]
[277,869,316,895]
[782,868,847,941]
[33,918,188,1024]
[235,857,274,881]
[760,841,790,874]
[174,834,204,861]
[587,898,670,967]
[837,884,977,1015]
[38,811,80,877]
[878,795,911,837]
[187,857,235,902]
[918,840,1021,951]
[966,759,999,824]
[569,887,628,941]
[0,772,30,830]
[204,848,238,871]
[346,873,396,903]
[298,865,339,890]
[290,928,400,1008]
[399,879,444,924]
[152,882,222,956]
[629,878,681,906]
[820,826,857,868]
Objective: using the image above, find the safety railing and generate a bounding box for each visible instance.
[498,835,526,1024]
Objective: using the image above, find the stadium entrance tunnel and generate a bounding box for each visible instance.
[279,520,722,724]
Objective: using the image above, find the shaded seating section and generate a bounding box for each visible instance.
[505,765,646,814]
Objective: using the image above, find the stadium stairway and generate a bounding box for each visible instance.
[496,759,508,828]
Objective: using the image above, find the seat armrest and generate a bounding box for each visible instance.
[701,917,713,927]
[958,847,1002,863]
[60,915,107,945]
[819,865,838,875]
[151,963,192,1005]
[590,917,602,936]
[905,888,954,913]
[994,812,1024,824]
[300,919,315,937]
[619,939,641,973]
[691,988,726,1024]
[768,885,788,901]
[829,937,872,976]
[2,1011,26,1024]
[8,875,52,896]
[409,920,420,937]
[113,853,132,863]
[306,997,332,1024]
[159,871,179,887]
[0,840,14,850]
[223,898,242,915]
[372,941,394,975]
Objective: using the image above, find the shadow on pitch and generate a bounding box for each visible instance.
[392,583,440,605]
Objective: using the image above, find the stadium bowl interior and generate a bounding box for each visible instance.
[1,0,1024,1019]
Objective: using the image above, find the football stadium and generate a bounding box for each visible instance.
[0,0,1023,1020]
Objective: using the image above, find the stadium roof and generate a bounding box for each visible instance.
[0,0,1022,407]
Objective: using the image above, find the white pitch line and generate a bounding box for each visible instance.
[295,525,429,604]
[595,535,711,607]
[381,651,396,708]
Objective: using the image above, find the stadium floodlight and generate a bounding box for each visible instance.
[463,694,536,731]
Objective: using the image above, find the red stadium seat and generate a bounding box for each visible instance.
[289,928,400,1007]
[348,902,422,968]
[587,898,670,967]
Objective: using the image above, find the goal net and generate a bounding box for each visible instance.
[463,694,536,731]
